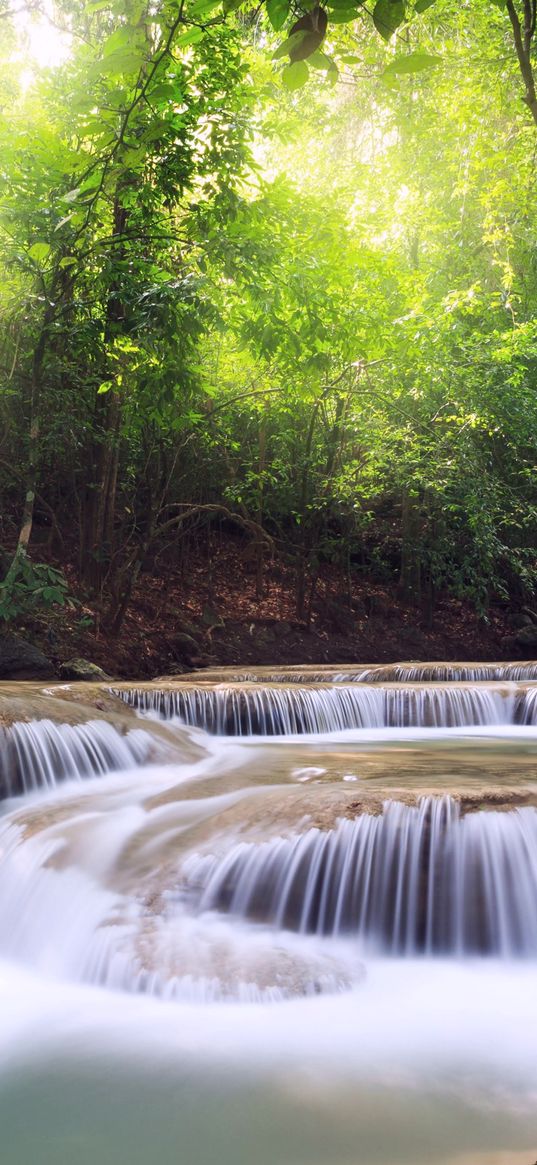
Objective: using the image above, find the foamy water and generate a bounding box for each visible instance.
[0,676,536,1164]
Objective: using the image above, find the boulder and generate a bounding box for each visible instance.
[168,632,200,662]
[0,633,55,680]
[512,624,537,650]
[58,658,111,682]
[507,612,533,631]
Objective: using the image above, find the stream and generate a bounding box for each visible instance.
[0,664,536,1164]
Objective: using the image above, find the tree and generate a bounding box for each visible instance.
[1,0,536,640]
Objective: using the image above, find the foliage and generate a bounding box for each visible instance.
[0,559,71,624]
[0,0,536,631]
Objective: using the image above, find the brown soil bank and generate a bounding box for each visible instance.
[6,541,537,679]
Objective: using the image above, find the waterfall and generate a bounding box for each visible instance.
[354,662,537,683]
[182,797,537,957]
[180,662,537,684]
[113,683,520,735]
[517,686,537,724]
[0,719,154,797]
[0,817,358,1004]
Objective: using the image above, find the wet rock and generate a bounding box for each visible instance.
[175,615,201,640]
[58,658,111,681]
[171,632,199,655]
[512,624,537,651]
[167,632,204,668]
[506,610,536,632]
[128,918,360,1002]
[161,662,188,676]
[0,633,55,680]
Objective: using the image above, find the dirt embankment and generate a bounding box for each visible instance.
[6,541,535,679]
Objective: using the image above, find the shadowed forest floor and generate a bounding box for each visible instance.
[17,538,522,678]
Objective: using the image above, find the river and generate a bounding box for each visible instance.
[0,665,536,1164]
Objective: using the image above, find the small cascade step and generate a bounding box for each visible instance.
[112,681,537,735]
[182,796,537,956]
[355,662,537,683]
[516,687,537,724]
[0,719,154,797]
[178,661,537,684]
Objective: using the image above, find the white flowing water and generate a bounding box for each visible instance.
[184,797,537,955]
[358,660,537,682]
[179,659,537,683]
[0,672,537,1164]
[0,717,155,796]
[112,681,533,734]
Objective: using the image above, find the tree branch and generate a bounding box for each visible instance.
[506,0,537,126]
[154,503,272,544]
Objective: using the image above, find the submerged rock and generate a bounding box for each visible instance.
[0,633,55,680]
[103,913,362,1003]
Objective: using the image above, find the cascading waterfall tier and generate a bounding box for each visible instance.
[0,718,154,797]
[111,682,537,735]
[517,686,537,724]
[350,662,537,683]
[179,661,537,684]
[182,796,537,956]
[0,817,358,1004]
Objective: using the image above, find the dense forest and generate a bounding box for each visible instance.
[1,0,537,674]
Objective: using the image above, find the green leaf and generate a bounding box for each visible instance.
[328,0,363,7]
[282,60,309,88]
[62,187,81,204]
[59,256,78,269]
[102,27,133,57]
[148,81,180,102]
[308,49,338,79]
[414,0,436,10]
[223,0,243,12]
[175,27,206,45]
[273,29,309,59]
[80,172,102,194]
[28,242,51,263]
[88,48,144,79]
[382,51,441,76]
[266,0,289,30]
[97,380,113,394]
[327,9,358,20]
[42,586,65,603]
[188,0,222,17]
[373,0,406,39]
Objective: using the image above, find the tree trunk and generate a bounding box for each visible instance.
[80,193,128,593]
[255,414,267,599]
[506,0,537,127]
[3,305,53,584]
[399,489,422,603]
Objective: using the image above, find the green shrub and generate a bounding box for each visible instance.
[0,557,72,624]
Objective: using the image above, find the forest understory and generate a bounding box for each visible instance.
[7,534,529,679]
[2,0,537,680]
